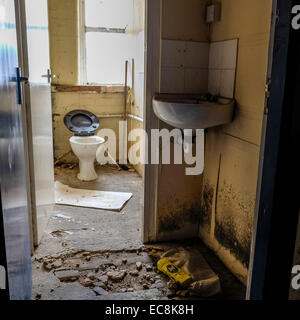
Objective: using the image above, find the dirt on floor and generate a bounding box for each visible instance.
[32,241,246,300]
[32,247,169,299]
[31,165,246,300]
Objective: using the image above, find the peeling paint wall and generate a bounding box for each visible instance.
[48,0,79,85]
[198,0,273,285]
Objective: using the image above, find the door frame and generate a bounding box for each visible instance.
[143,0,162,243]
[247,0,300,299]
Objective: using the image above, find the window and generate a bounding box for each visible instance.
[82,0,135,85]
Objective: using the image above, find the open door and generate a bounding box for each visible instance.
[0,0,32,299]
[247,0,297,299]
[18,0,55,246]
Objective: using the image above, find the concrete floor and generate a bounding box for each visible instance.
[31,165,246,300]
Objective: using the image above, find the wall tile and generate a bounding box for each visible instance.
[160,39,238,96]
[185,42,209,68]
[220,69,236,98]
[222,39,238,69]
[161,67,185,93]
[184,68,208,93]
[208,69,221,96]
[209,42,223,69]
[208,39,238,97]
[161,40,186,67]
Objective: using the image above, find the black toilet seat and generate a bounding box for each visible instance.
[64,110,100,136]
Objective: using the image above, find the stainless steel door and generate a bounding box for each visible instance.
[0,0,32,300]
[20,0,54,245]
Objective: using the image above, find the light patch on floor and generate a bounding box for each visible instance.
[55,181,133,211]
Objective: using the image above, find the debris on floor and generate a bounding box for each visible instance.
[55,181,133,211]
[32,245,225,300]
[33,248,170,298]
[160,248,222,297]
[32,166,246,300]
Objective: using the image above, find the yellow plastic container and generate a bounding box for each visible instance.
[157,258,193,288]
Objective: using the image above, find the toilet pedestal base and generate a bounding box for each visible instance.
[77,160,98,181]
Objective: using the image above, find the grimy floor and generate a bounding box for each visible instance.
[31,165,245,300]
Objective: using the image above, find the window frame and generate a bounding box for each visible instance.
[79,0,128,86]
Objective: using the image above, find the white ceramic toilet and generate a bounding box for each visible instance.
[64,110,105,181]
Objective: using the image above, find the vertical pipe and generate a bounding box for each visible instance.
[124,60,128,120]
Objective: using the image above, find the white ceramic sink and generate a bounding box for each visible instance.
[153,94,235,129]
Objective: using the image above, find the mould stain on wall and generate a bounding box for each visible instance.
[159,202,201,233]
[215,180,255,268]
[158,198,202,240]
[199,182,214,228]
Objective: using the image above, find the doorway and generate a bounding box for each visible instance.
[22,0,150,299]
[1,0,296,301]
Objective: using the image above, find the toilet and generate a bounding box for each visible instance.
[64,110,105,181]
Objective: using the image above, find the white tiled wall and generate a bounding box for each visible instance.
[161,39,238,98]
[161,40,209,94]
[208,39,238,98]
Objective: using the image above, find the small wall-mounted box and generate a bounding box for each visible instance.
[206,4,221,24]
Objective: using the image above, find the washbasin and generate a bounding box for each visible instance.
[153,94,235,129]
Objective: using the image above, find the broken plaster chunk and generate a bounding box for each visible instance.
[144,274,151,281]
[149,278,155,284]
[81,278,94,287]
[87,272,96,280]
[127,288,134,292]
[130,270,139,277]
[52,259,62,269]
[93,287,108,296]
[145,264,153,272]
[82,252,91,257]
[55,270,79,282]
[151,280,165,289]
[43,262,53,271]
[136,262,142,271]
[107,270,127,281]
[94,281,106,289]
[98,275,109,285]
[142,283,149,290]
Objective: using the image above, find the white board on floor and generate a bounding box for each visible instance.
[55,182,132,212]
